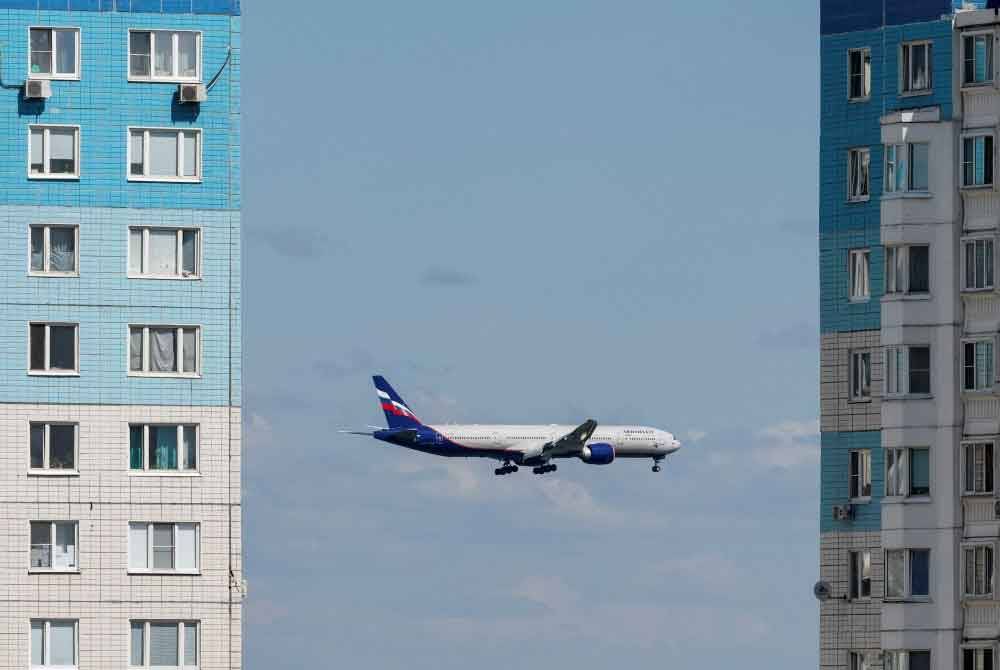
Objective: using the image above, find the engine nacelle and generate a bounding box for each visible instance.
[580,443,615,465]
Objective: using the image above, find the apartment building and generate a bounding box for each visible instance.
[0,1,243,669]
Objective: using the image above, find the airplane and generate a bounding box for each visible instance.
[344,375,682,476]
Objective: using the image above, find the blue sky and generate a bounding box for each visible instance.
[243,1,820,667]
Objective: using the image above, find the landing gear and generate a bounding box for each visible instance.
[494,462,519,476]
[652,458,663,473]
[532,464,557,475]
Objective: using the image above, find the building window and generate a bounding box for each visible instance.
[128,522,199,573]
[964,648,995,670]
[965,33,994,86]
[128,326,199,376]
[885,549,930,600]
[29,27,79,79]
[964,545,994,598]
[850,351,872,401]
[849,249,870,301]
[31,620,77,668]
[848,148,870,201]
[849,551,871,600]
[901,41,932,93]
[128,228,199,278]
[965,442,995,495]
[29,423,77,473]
[885,245,930,296]
[963,135,994,187]
[885,143,930,193]
[128,128,201,182]
[130,621,198,668]
[849,449,872,501]
[129,424,198,472]
[886,447,930,497]
[28,323,78,374]
[129,30,201,82]
[964,238,996,291]
[885,345,931,396]
[29,225,78,276]
[30,521,77,571]
[885,651,931,670]
[848,48,871,100]
[964,340,995,392]
[28,125,79,179]
[849,651,870,670]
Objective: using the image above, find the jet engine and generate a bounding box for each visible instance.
[579,443,615,465]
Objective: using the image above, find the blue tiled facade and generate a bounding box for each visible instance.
[820,431,884,532]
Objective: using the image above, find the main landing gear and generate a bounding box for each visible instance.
[495,462,519,476]
[532,464,557,475]
[652,458,663,473]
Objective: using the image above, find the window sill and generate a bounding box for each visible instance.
[847,397,872,404]
[127,274,201,281]
[963,595,995,603]
[28,74,80,82]
[962,287,997,294]
[882,191,932,200]
[128,176,202,184]
[963,492,996,498]
[848,297,871,304]
[963,389,997,397]
[128,76,202,85]
[29,568,79,574]
[28,174,80,181]
[28,469,79,477]
[884,394,933,401]
[962,185,995,192]
[128,471,201,477]
[884,597,931,604]
[28,271,79,278]
[962,83,995,92]
[127,569,201,576]
[847,196,871,204]
[848,96,871,104]
[883,495,931,504]
[899,89,932,98]
[28,371,79,377]
[882,293,932,302]
[128,372,202,379]
[849,497,872,505]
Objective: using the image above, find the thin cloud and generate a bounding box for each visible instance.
[252,225,345,259]
[419,266,479,287]
[752,419,819,469]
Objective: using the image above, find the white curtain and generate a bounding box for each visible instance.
[55,29,76,75]
[130,131,144,175]
[131,623,145,666]
[184,624,198,665]
[176,524,197,571]
[182,230,196,274]
[49,227,75,272]
[885,550,904,598]
[182,132,197,177]
[129,229,144,274]
[31,622,43,666]
[183,328,196,373]
[49,129,75,168]
[149,230,177,275]
[30,129,43,172]
[178,32,197,77]
[129,328,144,371]
[49,622,75,666]
[54,522,76,569]
[129,523,147,569]
[149,131,178,177]
[151,328,177,372]
[154,31,173,77]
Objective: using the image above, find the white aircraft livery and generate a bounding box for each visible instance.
[347,376,682,476]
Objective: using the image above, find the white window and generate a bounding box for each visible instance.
[130,621,199,668]
[885,651,931,670]
[128,227,199,278]
[129,30,201,82]
[850,351,871,401]
[964,340,995,392]
[885,345,931,396]
[29,225,78,276]
[28,323,78,374]
[848,148,870,201]
[964,135,994,187]
[964,238,996,291]
[901,41,932,93]
[885,245,930,295]
[129,424,198,472]
[31,620,77,668]
[849,551,871,600]
[964,545,994,597]
[885,549,930,600]
[849,449,872,500]
[29,27,79,79]
[964,33,994,86]
[849,651,869,670]
[964,442,995,495]
[128,522,199,573]
[849,249,870,301]
[128,128,201,181]
[848,48,871,100]
[28,125,79,179]
[964,648,995,670]
[30,521,77,571]
[885,143,930,193]
[128,325,199,376]
[886,447,931,497]
[29,423,77,473]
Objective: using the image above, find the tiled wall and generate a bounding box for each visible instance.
[821,332,882,433]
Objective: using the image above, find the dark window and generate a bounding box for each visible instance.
[908,245,929,294]
[909,346,931,394]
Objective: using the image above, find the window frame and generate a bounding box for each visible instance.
[127,522,200,575]
[127,29,203,83]
[127,324,202,378]
[28,421,79,476]
[964,31,995,87]
[848,248,871,302]
[963,337,997,393]
[847,147,871,202]
[963,132,995,189]
[884,142,931,195]
[900,40,933,95]
[884,548,931,602]
[849,448,872,502]
[27,124,80,180]
[849,550,872,601]
[849,349,872,402]
[127,226,201,280]
[884,244,931,297]
[31,619,79,669]
[126,126,202,183]
[847,47,872,102]
[27,322,79,376]
[962,646,996,670]
[29,520,79,573]
[27,26,81,81]
[963,542,995,599]
[963,440,996,496]
[128,620,200,669]
[963,235,997,292]
[128,423,200,476]
[885,446,931,499]
[28,224,79,277]
[885,344,932,397]
[884,650,932,670]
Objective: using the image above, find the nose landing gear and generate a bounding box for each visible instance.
[652,458,663,473]
[532,464,557,475]
[494,462,519,476]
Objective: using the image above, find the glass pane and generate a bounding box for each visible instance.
[183,328,196,373]
[130,53,150,77]
[909,246,929,293]
[182,230,196,275]
[54,522,76,568]
[149,131,178,177]
[131,622,145,666]
[129,523,148,569]
[910,143,929,190]
[30,28,52,74]
[154,31,174,77]
[184,623,198,665]
[150,426,178,470]
[183,426,197,470]
[31,522,52,568]
[153,523,174,570]
[130,131,144,176]
[130,425,144,470]
[977,137,987,185]
[911,550,930,596]
[150,328,178,373]
[129,229,144,274]
[182,132,197,177]
[910,346,931,394]
[30,227,44,271]
[149,230,178,275]
[130,31,151,57]
[49,424,75,469]
[30,129,43,174]
[29,323,46,369]
[176,524,197,570]
[55,30,76,75]
[178,32,197,77]
[31,621,43,666]
[886,550,904,597]
[49,325,75,371]
[49,227,75,272]
[130,327,144,372]
[150,623,179,666]
[30,424,44,468]
[910,449,930,495]
[912,44,927,89]
[910,651,931,670]
[48,128,75,175]
[50,621,75,666]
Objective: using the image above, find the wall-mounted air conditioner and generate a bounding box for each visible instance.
[24,79,51,100]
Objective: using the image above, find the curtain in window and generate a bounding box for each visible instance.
[854,252,869,298]
[183,328,196,373]
[976,136,987,185]
[151,328,177,372]
[151,426,178,469]
[184,623,198,665]
[886,449,900,496]
[48,128,75,174]
[976,36,992,83]
[154,31,173,77]
[886,550,904,597]
[182,132,197,177]
[129,229,144,274]
[182,230,196,274]
[30,227,44,271]
[183,425,197,470]
[130,425,144,470]
[49,622,75,666]
[912,44,928,90]
[55,30,75,75]
[54,522,76,569]
[130,328,144,372]
[149,623,179,666]
[178,32,197,77]
[49,227,75,272]
[129,523,148,569]
[176,524,197,570]
[130,130,144,176]
[977,342,993,390]
[131,623,145,666]
[30,129,43,173]
[149,131,178,177]
[31,622,44,666]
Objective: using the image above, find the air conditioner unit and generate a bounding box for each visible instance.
[832,504,855,521]
[178,83,207,103]
[24,79,51,100]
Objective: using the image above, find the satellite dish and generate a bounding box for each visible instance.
[813,581,832,601]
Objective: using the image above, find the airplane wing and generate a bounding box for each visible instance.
[541,419,598,459]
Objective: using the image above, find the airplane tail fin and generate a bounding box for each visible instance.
[373,375,423,429]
